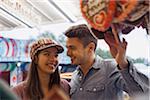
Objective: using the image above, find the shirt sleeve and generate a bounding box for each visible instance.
[117,60,149,95]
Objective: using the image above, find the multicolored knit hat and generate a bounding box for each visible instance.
[30,38,64,60]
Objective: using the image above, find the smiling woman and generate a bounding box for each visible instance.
[11,38,70,100]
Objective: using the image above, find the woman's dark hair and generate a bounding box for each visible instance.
[26,51,60,100]
[64,24,97,51]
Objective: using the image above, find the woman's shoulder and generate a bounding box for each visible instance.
[11,81,28,99]
[11,81,27,95]
[12,81,26,89]
[60,79,70,94]
[60,79,69,84]
[60,79,70,89]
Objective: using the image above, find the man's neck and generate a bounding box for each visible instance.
[80,55,95,76]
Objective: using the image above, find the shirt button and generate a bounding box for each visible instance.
[101,86,105,90]
[79,76,82,80]
[79,87,83,91]
[93,88,96,91]
[129,70,133,74]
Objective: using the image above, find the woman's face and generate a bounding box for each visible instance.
[37,47,59,74]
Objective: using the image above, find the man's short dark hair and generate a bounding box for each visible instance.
[64,24,97,50]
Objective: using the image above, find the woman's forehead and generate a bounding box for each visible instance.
[41,47,58,52]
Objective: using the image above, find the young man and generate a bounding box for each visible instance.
[64,24,149,100]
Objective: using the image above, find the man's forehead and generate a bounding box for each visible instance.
[66,38,82,47]
[66,37,80,42]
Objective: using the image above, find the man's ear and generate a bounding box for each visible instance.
[88,42,95,52]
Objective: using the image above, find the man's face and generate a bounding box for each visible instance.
[66,37,88,65]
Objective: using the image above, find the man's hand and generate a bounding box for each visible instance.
[104,32,128,69]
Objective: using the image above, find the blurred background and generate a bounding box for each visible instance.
[0,0,149,86]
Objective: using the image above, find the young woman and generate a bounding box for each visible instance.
[12,38,70,100]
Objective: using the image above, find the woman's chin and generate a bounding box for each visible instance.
[49,69,56,74]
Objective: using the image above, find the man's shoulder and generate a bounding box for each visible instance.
[102,59,117,67]
[96,59,119,74]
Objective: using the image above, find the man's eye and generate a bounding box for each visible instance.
[70,46,75,50]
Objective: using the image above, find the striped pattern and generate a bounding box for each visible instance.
[30,38,64,60]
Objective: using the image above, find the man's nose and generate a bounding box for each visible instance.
[67,49,71,57]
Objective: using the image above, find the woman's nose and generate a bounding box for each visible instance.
[48,55,57,61]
